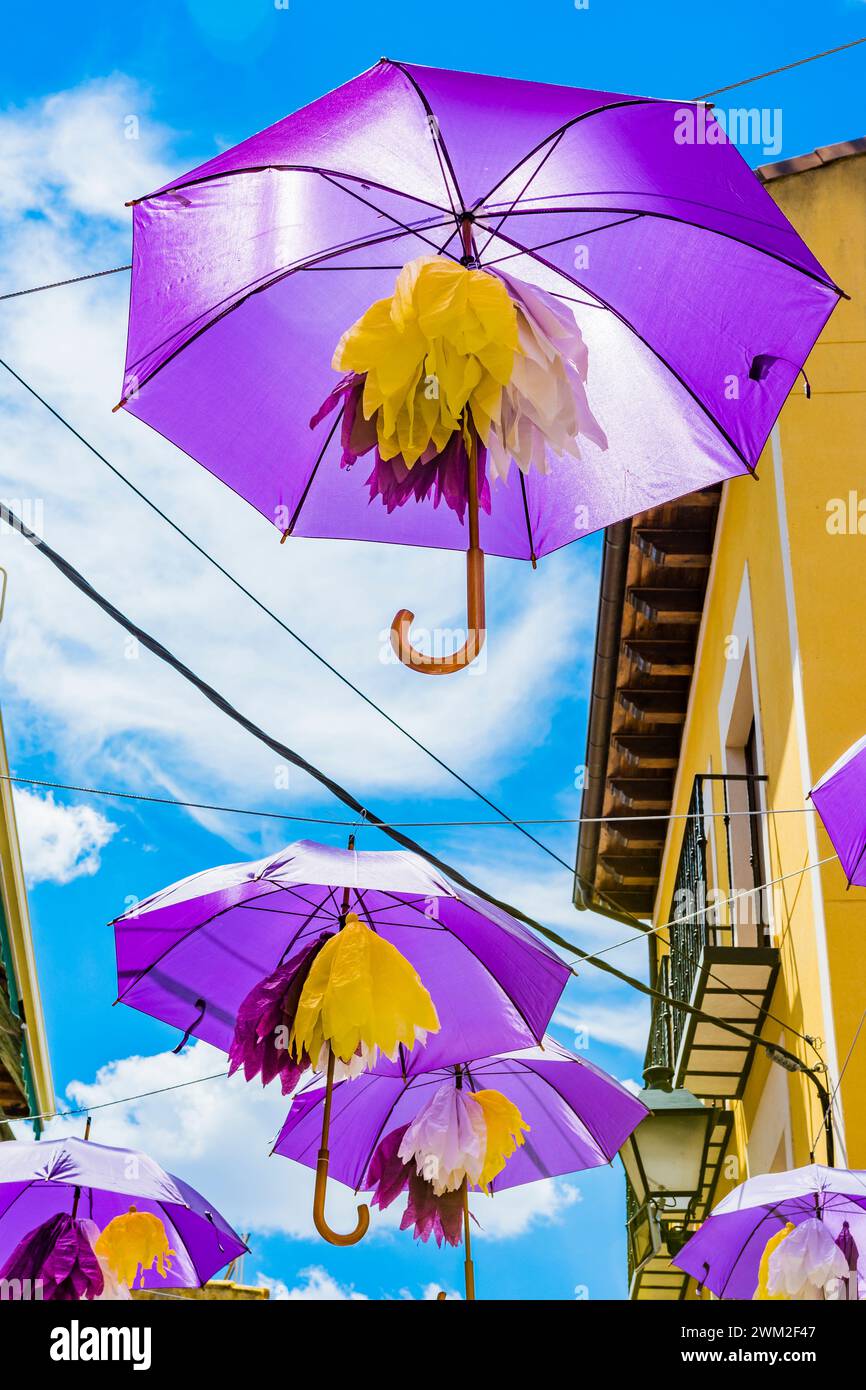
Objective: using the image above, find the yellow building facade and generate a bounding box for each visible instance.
[575,139,866,1298]
[0,704,54,1134]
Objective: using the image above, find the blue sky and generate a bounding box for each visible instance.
[1,0,864,1301]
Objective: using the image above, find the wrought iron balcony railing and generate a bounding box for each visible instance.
[664,772,769,1061]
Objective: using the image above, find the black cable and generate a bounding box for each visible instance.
[0,356,573,877]
[0,265,131,303]
[1,501,826,1100]
[695,35,866,100]
[0,770,815,830]
[0,765,824,1055]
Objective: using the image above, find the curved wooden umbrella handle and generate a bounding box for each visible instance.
[313,1149,370,1247]
[391,547,486,675]
[390,427,487,676]
[311,1049,370,1246]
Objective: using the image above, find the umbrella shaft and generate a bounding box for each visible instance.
[462,1180,476,1300]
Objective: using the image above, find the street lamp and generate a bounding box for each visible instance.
[620,1068,717,1266]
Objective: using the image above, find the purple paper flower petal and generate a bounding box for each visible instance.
[368,1124,412,1212]
[228,932,329,1095]
[0,1213,104,1301]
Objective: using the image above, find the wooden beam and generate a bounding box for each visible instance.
[608,776,674,809]
[622,638,695,677]
[626,588,705,623]
[633,528,713,567]
[612,733,680,768]
[618,688,688,723]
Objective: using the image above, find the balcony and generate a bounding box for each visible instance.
[666,774,779,1101]
[626,772,779,1298]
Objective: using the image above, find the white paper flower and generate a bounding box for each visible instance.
[397,1082,487,1195]
[767,1217,849,1298]
[487,270,607,482]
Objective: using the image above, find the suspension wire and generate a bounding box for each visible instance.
[694,35,866,100]
[0,502,822,1085]
[0,356,573,878]
[0,265,131,303]
[571,855,839,970]
[810,1006,866,1157]
[0,761,829,1054]
[8,1070,229,1128]
[570,855,839,1058]
[0,770,818,830]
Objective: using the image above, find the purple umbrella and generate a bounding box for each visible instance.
[0,1136,246,1296]
[116,60,840,673]
[274,1038,646,1299]
[810,735,866,886]
[674,1165,866,1300]
[112,838,569,1244]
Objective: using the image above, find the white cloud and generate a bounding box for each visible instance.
[470,1177,581,1239]
[259,1267,367,1301]
[259,1269,461,1301]
[0,76,174,225]
[13,786,117,885]
[553,997,650,1056]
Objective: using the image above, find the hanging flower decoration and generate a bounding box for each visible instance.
[0,1213,105,1301]
[753,1222,795,1300]
[367,1082,529,1244]
[472,1088,529,1192]
[368,1123,465,1247]
[312,255,606,520]
[95,1207,176,1289]
[765,1217,850,1299]
[228,933,329,1094]
[290,912,440,1078]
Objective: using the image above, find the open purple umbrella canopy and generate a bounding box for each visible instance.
[811,735,866,886]
[117,61,840,671]
[119,59,840,557]
[674,1165,866,1300]
[274,1037,646,1193]
[0,1137,246,1290]
[112,839,569,1072]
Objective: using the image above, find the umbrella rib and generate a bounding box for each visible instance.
[387,59,466,216]
[122,218,454,399]
[518,471,537,566]
[716,1198,791,1298]
[283,404,344,538]
[480,215,644,269]
[485,224,757,476]
[476,98,657,210]
[317,172,462,261]
[476,128,568,262]
[477,201,844,294]
[845,837,866,888]
[124,216,450,377]
[511,1057,612,1163]
[354,894,435,918]
[130,163,452,216]
[375,889,547,1045]
[354,1081,416,1194]
[277,886,341,918]
[115,883,333,1003]
[0,1178,37,1224]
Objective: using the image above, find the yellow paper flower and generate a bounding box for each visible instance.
[753,1222,795,1300]
[94,1207,176,1288]
[333,257,518,467]
[472,1088,530,1191]
[290,913,440,1072]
